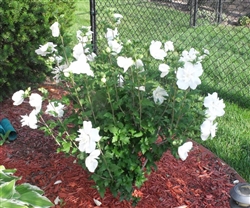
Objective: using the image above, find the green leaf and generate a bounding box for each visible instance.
[0,199,27,208]
[0,171,19,184]
[0,130,11,145]
[133,132,143,138]
[107,125,118,134]
[0,180,16,199]
[19,191,54,207]
[0,136,7,145]
[62,141,71,153]
[16,183,44,195]
[112,135,118,143]
[120,136,130,145]
[0,166,16,174]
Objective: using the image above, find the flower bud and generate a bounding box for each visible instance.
[106,47,111,53]
[101,77,107,83]
[138,54,143,59]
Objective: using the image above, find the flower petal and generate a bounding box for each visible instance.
[178,141,193,161]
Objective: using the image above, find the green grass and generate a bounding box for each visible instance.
[196,102,250,182]
[72,0,250,182]
[66,0,90,44]
[95,1,250,106]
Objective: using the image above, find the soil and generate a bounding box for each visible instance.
[0,84,246,208]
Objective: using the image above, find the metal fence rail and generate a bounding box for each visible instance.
[91,0,250,107]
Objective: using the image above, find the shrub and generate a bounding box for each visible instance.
[238,14,250,27]
[12,11,226,203]
[0,0,76,102]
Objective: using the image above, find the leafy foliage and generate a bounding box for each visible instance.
[0,165,54,208]
[0,0,76,102]
[238,14,250,26]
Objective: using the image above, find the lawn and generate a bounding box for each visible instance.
[66,0,90,44]
[73,0,250,182]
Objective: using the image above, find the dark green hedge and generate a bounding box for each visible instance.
[0,0,76,101]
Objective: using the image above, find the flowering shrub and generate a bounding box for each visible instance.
[12,11,225,202]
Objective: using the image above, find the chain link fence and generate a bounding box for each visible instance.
[92,0,250,107]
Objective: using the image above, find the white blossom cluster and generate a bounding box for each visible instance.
[12,90,65,130]
[12,13,225,171]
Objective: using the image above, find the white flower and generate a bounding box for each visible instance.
[135,59,144,72]
[73,43,85,60]
[126,39,132,45]
[12,90,25,105]
[35,42,57,56]
[45,102,65,118]
[180,48,199,63]
[50,22,60,37]
[113,14,123,19]
[49,55,63,65]
[54,55,63,65]
[113,13,123,24]
[178,141,193,161]
[117,74,124,87]
[85,149,101,173]
[108,40,123,55]
[203,48,209,55]
[176,62,203,90]
[159,63,170,78]
[75,121,101,153]
[153,86,168,105]
[164,41,174,52]
[135,86,145,91]
[52,64,67,83]
[117,56,134,73]
[29,93,43,114]
[77,31,89,43]
[105,28,118,41]
[200,119,217,141]
[204,92,225,120]
[63,54,93,77]
[87,52,96,62]
[77,26,92,43]
[20,110,38,129]
[149,41,167,60]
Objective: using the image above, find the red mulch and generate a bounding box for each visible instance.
[0,85,246,208]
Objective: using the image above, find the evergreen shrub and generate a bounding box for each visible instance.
[0,0,76,102]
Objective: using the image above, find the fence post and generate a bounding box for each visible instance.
[90,0,97,53]
[190,0,198,27]
[216,0,223,24]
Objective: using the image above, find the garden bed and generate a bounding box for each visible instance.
[0,84,246,208]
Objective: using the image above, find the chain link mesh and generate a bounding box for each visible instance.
[94,0,250,107]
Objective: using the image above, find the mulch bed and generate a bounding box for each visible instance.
[0,84,246,208]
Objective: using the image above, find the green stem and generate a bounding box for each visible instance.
[39,115,61,146]
[129,69,137,126]
[174,89,190,130]
[56,117,78,148]
[136,72,144,129]
[83,77,97,123]
[114,76,125,115]
[106,85,116,124]
[69,75,85,112]
[98,143,113,180]
[59,34,69,65]
[170,86,178,131]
